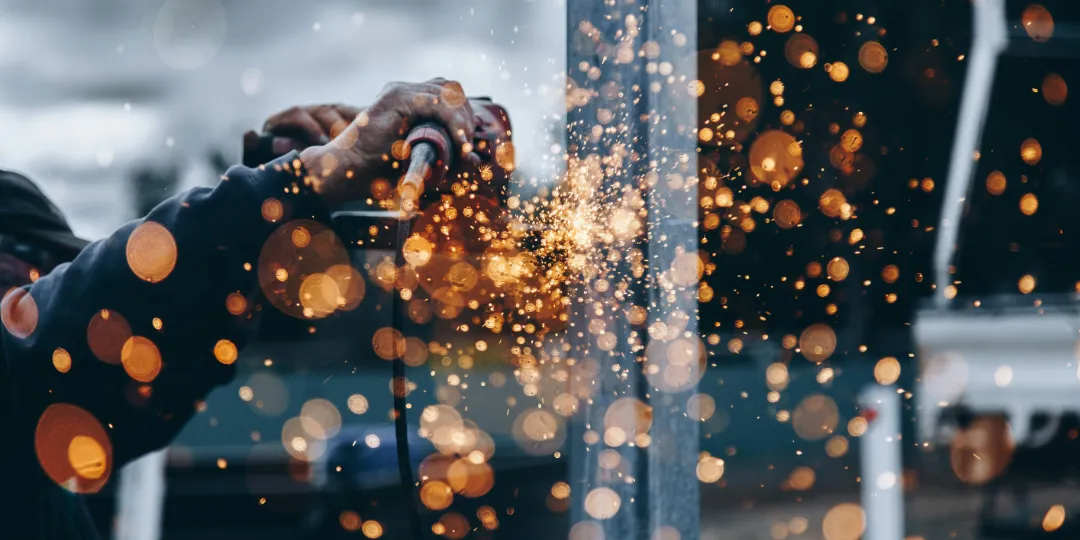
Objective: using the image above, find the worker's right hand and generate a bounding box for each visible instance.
[299,78,476,209]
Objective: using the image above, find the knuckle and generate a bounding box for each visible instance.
[378,84,411,104]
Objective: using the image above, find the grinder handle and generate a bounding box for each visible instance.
[402,122,453,191]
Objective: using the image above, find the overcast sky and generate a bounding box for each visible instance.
[0,0,566,239]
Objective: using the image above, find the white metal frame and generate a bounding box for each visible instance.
[931,0,1009,305]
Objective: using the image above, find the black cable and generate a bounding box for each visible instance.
[392,147,437,540]
[244,132,430,537]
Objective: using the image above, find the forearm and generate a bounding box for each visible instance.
[1,152,328,468]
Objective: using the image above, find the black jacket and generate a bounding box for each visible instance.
[0,152,328,539]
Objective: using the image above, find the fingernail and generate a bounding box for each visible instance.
[319,134,332,144]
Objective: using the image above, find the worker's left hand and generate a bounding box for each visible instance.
[257,103,365,154]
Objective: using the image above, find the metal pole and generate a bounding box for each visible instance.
[643,0,700,537]
[931,0,1007,306]
[113,449,168,540]
[859,385,903,540]
[565,0,699,536]
[565,1,648,537]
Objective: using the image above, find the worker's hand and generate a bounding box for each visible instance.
[258,103,365,154]
[299,78,476,208]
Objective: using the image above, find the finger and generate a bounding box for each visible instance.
[421,80,467,111]
[265,107,327,145]
[417,81,472,120]
[408,83,475,148]
[311,106,348,142]
[436,80,475,151]
[425,77,450,92]
[458,99,477,155]
[332,104,365,121]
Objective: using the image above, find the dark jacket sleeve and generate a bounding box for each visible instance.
[1,151,329,470]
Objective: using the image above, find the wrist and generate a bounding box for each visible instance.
[299,145,347,210]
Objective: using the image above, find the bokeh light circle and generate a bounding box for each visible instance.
[584,487,621,519]
[87,309,132,365]
[126,221,177,283]
[1,287,37,339]
[258,220,350,319]
[1022,4,1054,42]
[300,398,342,440]
[858,42,888,73]
[799,324,836,363]
[35,403,113,493]
[822,503,865,540]
[120,336,163,383]
[792,394,839,441]
[748,130,803,187]
[950,415,1014,485]
[767,5,796,33]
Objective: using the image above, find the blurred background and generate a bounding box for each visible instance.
[7,0,1080,539]
[0,0,565,239]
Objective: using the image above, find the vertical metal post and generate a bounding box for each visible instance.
[859,385,903,540]
[564,3,649,528]
[643,0,700,538]
[566,0,699,537]
[113,449,167,540]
